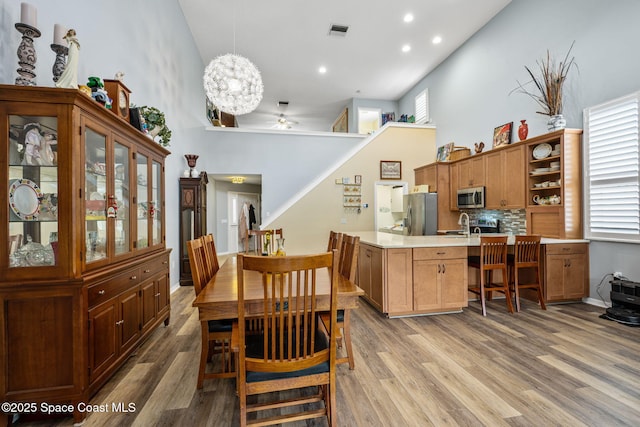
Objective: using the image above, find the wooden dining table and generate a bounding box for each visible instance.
[192,255,365,321]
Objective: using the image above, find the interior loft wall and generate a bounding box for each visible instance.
[268,126,436,255]
[397,0,640,302]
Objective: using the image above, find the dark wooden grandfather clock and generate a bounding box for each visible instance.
[179,171,208,286]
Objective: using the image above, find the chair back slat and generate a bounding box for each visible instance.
[237,251,338,372]
[339,234,360,282]
[201,234,220,278]
[327,231,343,252]
[480,236,508,268]
[186,238,208,296]
[515,235,541,267]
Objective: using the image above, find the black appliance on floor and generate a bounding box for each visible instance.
[603,279,640,326]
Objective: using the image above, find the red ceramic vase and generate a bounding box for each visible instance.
[518,119,529,141]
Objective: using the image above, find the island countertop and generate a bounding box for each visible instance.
[350,231,589,249]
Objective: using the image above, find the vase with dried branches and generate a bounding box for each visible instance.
[514,42,577,131]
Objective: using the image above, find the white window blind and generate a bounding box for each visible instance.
[414,89,429,124]
[584,92,640,241]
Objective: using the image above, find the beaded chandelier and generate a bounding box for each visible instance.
[203,53,263,116]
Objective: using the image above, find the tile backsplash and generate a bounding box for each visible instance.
[465,209,527,234]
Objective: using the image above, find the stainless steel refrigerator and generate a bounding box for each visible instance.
[403,193,438,236]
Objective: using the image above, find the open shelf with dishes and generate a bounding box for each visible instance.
[524,128,583,239]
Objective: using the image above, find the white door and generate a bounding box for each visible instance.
[228,192,261,253]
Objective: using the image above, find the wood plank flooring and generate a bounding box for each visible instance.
[14,284,640,426]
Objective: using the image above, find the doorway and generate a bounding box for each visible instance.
[228,191,261,253]
[374,181,408,231]
[358,107,382,134]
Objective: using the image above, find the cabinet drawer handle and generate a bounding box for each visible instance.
[442,264,446,274]
[155,293,161,297]
[144,269,151,273]
[437,251,446,255]
[162,261,168,265]
[130,275,137,280]
[116,320,124,326]
[562,247,571,251]
[98,290,106,295]
[437,264,441,274]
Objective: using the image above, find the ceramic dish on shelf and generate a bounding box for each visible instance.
[9,178,43,220]
[533,143,552,159]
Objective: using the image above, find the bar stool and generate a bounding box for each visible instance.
[508,235,546,312]
[468,236,514,316]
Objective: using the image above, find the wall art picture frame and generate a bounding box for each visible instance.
[493,122,513,148]
[437,142,455,161]
[354,175,362,184]
[380,160,402,180]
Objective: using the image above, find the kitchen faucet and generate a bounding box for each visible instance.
[458,212,470,237]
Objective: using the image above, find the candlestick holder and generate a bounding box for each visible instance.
[15,23,41,86]
[50,43,68,83]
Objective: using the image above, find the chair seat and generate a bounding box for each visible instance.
[208,319,233,333]
[245,326,329,383]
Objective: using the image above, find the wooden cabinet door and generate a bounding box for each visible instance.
[503,145,525,208]
[441,259,468,308]
[458,159,472,188]
[89,300,118,383]
[157,272,170,317]
[449,162,459,211]
[563,254,587,299]
[484,151,503,209]
[357,246,372,299]
[545,255,566,301]
[370,247,384,311]
[413,260,440,311]
[470,156,485,187]
[119,288,141,354]
[386,249,413,314]
[140,279,157,333]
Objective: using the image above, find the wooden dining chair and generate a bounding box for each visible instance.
[508,235,546,312]
[186,238,234,388]
[201,233,220,280]
[321,234,359,369]
[327,230,343,253]
[235,251,339,427]
[247,228,283,255]
[468,236,514,316]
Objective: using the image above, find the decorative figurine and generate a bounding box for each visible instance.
[14,3,41,86]
[55,29,80,89]
[474,141,485,154]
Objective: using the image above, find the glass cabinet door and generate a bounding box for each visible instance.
[8,115,59,268]
[151,159,162,246]
[84,127,107,263]
[113,141,131,256]
[136,153,149,249]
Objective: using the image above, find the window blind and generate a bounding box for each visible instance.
[414,89,429,124]
[584,92,640,241]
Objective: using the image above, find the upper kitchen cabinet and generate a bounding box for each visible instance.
[456,155,485,189]
[0,85,171,423]
[484,144,526,209]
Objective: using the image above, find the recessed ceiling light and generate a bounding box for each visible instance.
[403,13,414,23]
[402,44,411,53]
[432,35,442,44]
[318,66,327,74]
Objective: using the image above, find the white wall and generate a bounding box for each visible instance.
[398,0,640,302]
[0,0,364,288]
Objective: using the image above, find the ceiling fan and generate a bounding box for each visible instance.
[271,113,298,130]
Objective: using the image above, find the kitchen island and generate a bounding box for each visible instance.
[351,231,589,317]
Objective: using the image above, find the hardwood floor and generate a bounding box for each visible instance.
[13,283,640,426]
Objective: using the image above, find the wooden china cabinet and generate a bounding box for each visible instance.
[0,85,171,424]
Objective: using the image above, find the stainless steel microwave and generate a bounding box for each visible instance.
[457,186,485,209]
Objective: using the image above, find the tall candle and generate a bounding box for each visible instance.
[54,24,66,45]
[20,3,37,28]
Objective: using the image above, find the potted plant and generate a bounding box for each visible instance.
[514,42,577,131]
[137,105,172,147]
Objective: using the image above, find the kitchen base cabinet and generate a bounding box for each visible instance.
[357,244,467,317]
[413,247,468,313]
[358,244,383,311]
[543,243,588,302]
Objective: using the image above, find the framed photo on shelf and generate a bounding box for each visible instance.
[437,142,455,161]
[380,160,402,180]
[493,122,513,148]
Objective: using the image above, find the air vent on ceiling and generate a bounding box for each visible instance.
[328,24,349,36]
[277,101,289,107]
